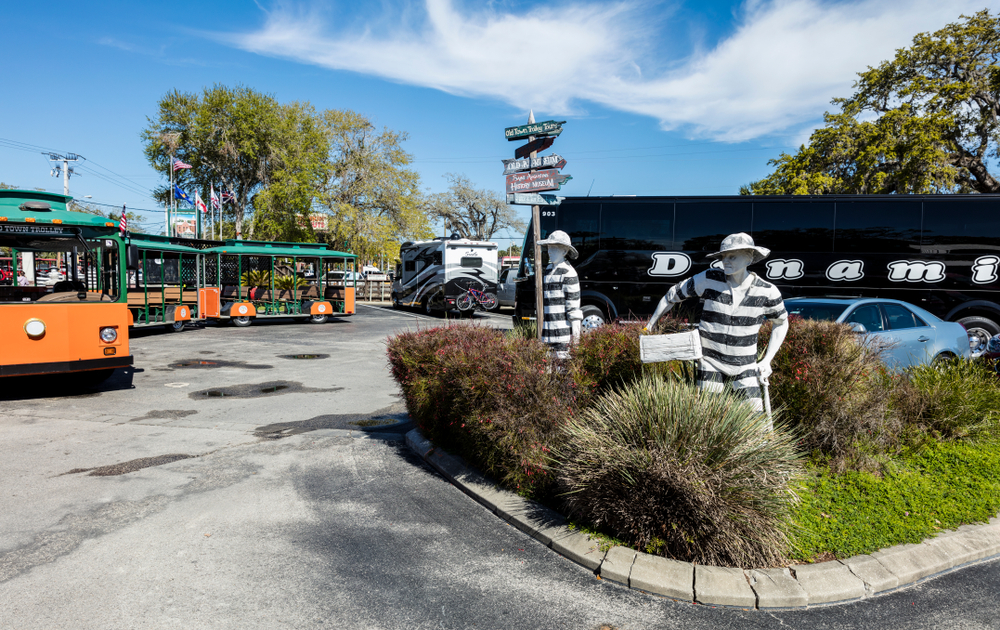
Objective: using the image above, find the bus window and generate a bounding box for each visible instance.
[922,200,1000,248]
[675,202,751,252]
[558,202,600,259]
[752,201,835,252]
[601,201,671,252]
[834,200,921,253]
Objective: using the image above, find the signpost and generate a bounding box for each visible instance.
[503,112,571,342]
[514,137,554,159]
[504,120,565,141]
[505,169,572,194]
[506,193,563,206]
[502,154,566,175]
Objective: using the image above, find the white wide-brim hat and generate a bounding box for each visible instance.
[537,230,578,260]
[705,232,770,265]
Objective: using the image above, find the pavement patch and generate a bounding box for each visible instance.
[278,353,330,360]
[129,410,199,422]
[169,358,273,370]
[63,454,194,477]
[189,380,342,400]
[254,403,410,439]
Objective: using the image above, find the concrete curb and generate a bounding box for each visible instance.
[405,428,1000,610]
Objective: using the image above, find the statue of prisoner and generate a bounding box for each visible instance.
[537,230,583,360]
[645,233,788,413]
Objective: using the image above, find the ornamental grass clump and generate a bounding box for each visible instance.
[554,374,804,568]
[761,318,901,470]
[386,324,579,497]
[894,357,1000,440]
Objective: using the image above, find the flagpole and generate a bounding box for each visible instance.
[168,154,173,237]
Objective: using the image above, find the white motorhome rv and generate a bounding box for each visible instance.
[392,235,499,315]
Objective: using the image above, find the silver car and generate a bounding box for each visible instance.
[497,267,517,308]
[784,297,971,369]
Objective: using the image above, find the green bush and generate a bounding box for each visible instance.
[554,374,804,568]
[387,324,578,497]
[568,319,686,396]
[761,318,902,470]
[894,358,1000,440]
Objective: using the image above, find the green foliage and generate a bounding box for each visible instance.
[240,270,271,287]
[274,274,309,291]
[761,318,901,470]
[895,358,1000,440]
[555,374,804,568]
[319,109,433,265]
[791,438,1000,559]
[744,10,1000,195]
[425,173,526,241]
[568,319,685,396]
[386,325,579,497]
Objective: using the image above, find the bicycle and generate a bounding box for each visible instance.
[456,285,498,312]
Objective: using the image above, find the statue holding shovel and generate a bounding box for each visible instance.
[643,233,788,426]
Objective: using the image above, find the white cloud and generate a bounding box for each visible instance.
[222,0,990,141]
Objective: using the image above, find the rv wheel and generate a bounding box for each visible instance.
[580,305,606,331]
[422,298,435,316]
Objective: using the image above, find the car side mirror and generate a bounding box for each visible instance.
[848,322,868,334]
[126,244,140,270]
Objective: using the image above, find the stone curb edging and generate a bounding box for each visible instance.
[406,428,1000,609]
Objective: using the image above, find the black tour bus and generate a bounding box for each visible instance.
[514,195,1000,354]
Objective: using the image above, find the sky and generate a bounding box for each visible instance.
[1,0,993,249]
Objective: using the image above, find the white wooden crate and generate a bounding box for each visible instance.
[640,330,702,363]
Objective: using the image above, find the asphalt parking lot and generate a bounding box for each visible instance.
[1,304,998,629]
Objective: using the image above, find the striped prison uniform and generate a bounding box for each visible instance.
[541,261,583,359]
[663,269,787,410]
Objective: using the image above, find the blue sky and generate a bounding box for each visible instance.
[1,0,990,248]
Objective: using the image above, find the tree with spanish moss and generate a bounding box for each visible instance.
[743,10,1000,195]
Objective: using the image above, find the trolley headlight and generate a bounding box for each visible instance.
[24,319,46,339]
[100,326,118,343]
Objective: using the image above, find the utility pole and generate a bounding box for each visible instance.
[44,153,82,195]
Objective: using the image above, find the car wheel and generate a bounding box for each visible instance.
[957,316,1000,356]
[309,314,328,324]
[580,305,606,331]
[932,352,956,367]
[232,315,253,327]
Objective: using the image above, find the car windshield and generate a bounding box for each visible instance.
[786,302,850,321]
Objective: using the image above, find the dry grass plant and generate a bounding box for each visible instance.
[554,373,804,568]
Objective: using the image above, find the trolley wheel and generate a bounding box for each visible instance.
[232,315,253,327]
[482,292,499,311]
[309,314,329,324]
[166,320,186,333]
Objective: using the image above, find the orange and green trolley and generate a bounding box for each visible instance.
[127,233,205,332]
[200,239,357,326]
[0,189,131,382]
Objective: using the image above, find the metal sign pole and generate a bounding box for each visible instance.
[529,130,544,342]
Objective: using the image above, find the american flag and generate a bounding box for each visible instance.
[220,190,236,203]
[173,158,193,171]
[119,205,128,237]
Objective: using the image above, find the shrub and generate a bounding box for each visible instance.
[761,318,902,470]
[553,374,804,568]
[894,358,1000,440]
[387,324,579,497]
[568,317,688,398]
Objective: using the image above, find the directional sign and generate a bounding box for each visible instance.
[514,137,555,159]
[507,193,563,206]
[504,120,566,141]
[502,154,567,175]
[506,169,572,194]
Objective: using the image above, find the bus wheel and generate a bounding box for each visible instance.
[167,321,186,333]
[232,316,253,328]
[580,305,606,331]
[423,298,435,317]
[957,316,1000,356]
[309,314,328,324]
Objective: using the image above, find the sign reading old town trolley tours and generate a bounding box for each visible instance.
[505,169,572,194]
[504,120,566,141]
[502,154,567,175]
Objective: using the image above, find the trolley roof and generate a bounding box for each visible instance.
[129,233,205,255]
[0,189,121,229]
[203,239,356,259]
